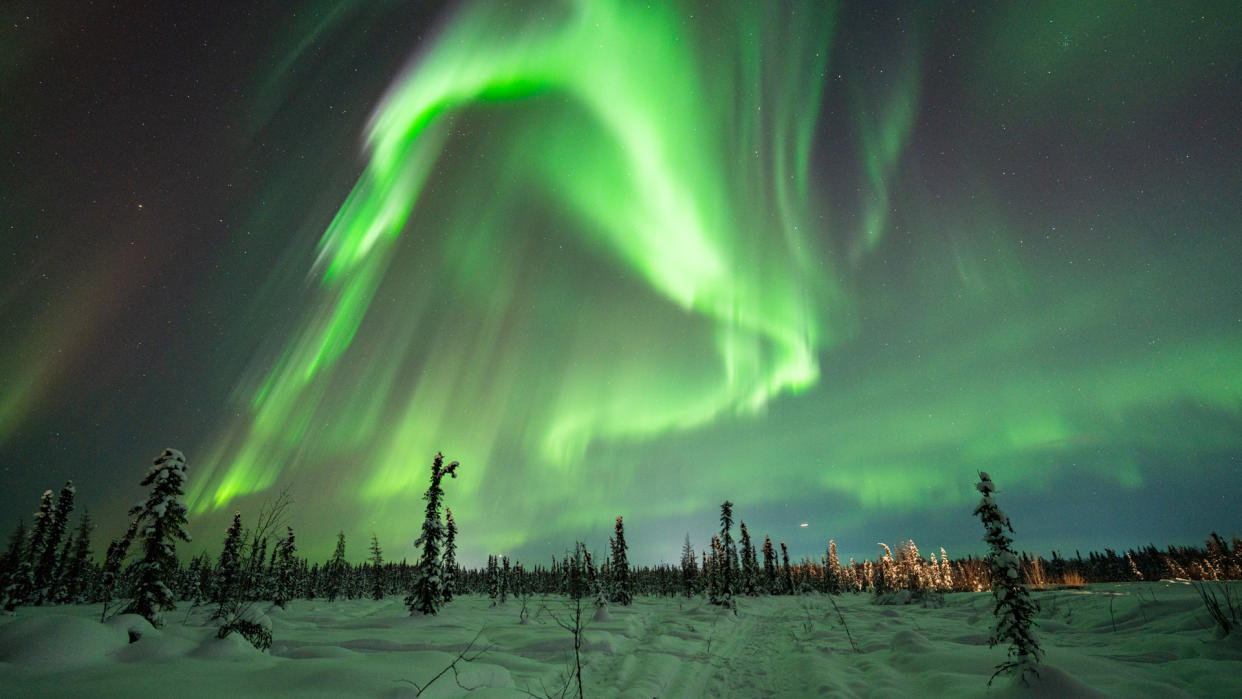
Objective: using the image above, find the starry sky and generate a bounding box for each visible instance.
[2,0,1240,566]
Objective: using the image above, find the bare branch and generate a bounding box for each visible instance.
[396,625,490,696]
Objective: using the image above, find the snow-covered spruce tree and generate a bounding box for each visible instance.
[1,521,32,611]
[718,501,738,600]
[973,471,1042,686]
[610,516,632,605]
[54,509,95,604]
[406,452,458,616]
[899,540,923,591]
[182,553,206,608]
[738,522,758,596]
[18,490,56,607]
[442,508,457,603]
[212,512,244,617]
[780,541,794,595]
[566,543,590,600]
[0,521,26,580]
[98,518,138,619]
[500,555,511,605]
[825,540,842,594]
[327,531,347,603]
[487,554,499,605]
[34,481,75,604]
[369,533,385,601]
[123,449,192,628]
[706,536,723,604]
[680,534,698,597]
[245,536,268,601]
[939,547,953,592]
[272,526,297,609]
[304,562,319,600]
[584,549,605,610]
[761,535,777,594]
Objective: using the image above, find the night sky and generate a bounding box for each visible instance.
[2,0,1240,566]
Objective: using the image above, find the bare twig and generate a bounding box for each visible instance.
[544,596,588,698]
[397,626,493,695]
[826,594,860,654]
[1194,580,1240,636]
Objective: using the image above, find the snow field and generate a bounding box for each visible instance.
[1,581,1239,698]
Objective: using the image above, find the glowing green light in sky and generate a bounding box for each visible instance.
[173,0,1242,563]
[188,1,862,519]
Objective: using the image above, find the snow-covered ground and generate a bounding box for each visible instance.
[1,582,1238,697]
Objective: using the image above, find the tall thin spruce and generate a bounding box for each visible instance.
[718,500,736,602]
[369,533,385,601]
[34,481,74,604]
[973,471,1043,686]
[610,516,632,605]
[327,531,347,602]
[212,512,244,618]
[680,534,698,597]
[739,522,758,596]
[406,452,458,615]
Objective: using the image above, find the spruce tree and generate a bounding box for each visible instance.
[246,536,268,601]
[939,547,953,592]
[780,541,794,595]
[718,501,737,600]
[761,535,777,594]
[825,540,842,595]
[973,472,1042,686]
[1,521,31,611]
[213,512,244,616]
[679,534,698,597]
[0,521,26,580]
[182,553,206,607]
[610,516,632,605]
[22,490,56,602]
[54,510,94,604]
[304,561,319,600]
[406,452,458,615]
[875,542,897,595]
[501,555,511,605]
[34,481,75,604]
[369,533,385,601]
[327,531,347,602]
[272,526,297,609]
[567,542,589,600]
[739,522,758,596]
[98,518,139,619]
[487,554,499,605]
[123,449,192,627]
[707,536,723,605]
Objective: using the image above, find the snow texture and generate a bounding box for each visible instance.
[0,582,1238,697]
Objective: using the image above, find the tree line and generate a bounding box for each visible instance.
[3,452,1239,619]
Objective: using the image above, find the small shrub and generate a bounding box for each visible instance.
[1194,581,1240,637]
[1059,571,1086,589]
[218,616,273,652]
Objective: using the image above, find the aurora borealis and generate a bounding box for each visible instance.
[2,1,1240,565]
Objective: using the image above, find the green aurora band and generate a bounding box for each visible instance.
[189,1,868,527]
[171,0,1242,560]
